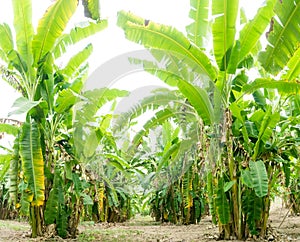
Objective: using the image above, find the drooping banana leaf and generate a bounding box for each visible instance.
[104,153,131,170]
[53,20,107,59]
[7,50,28,78]
[242,78,300,96]
[212,0,239,70]
[186,0,209,48]
[129,49,214,88]
[259,0,300,75]
[131,109,174,149]
[207,171,217,224]
[178,79,214,125]
[112,88,183,132]
[156,139,192,173]
[74,88,129,124]
[117,11,217,81]
[19,180,30,216]
[32,0,77,64]
[215,176,230,224]
[9,135,20,204]
[56,201,68,238]
[44,167,67,237]
[249,160,268,197]
[60,44,93,78]
[242,189,262,235]
[19,121,45,206]
[44,167,61,224]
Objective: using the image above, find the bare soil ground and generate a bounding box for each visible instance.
[0,202,299,242]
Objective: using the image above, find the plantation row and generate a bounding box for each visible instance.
[0,0,299,240]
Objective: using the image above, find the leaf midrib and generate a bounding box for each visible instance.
[129,24,216,81]
[264,2,299,68]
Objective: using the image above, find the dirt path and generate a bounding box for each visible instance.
[0,204,299,242]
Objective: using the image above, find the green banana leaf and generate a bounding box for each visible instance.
[252,107,280,159]
[60,44,93,78]
[249,160,268,197]
[0,49,7,62]
[178,79,214,125]
[12,0,34,80]
[55,89,77,114]
[32,0,77,64]
[44,167,68,238]
[156,139,192,174]
[9,96,41,116]
[74,88,128,124]
[0,123,19,136]
[7,50,28,77]
[82,0,100,20]
[228,0,276,73]
[0,23,14,54]
[229,102,250,149]
[212,0,239,69]
[242,189,262,235]
[242,78,300,96]
[113,89,182,131]
[186,0,209,48]
[53,20,107,59]
[131,109,174,149]
[117,11,217,81]
[216,176,230,225]
[241,169,253,188]
[20,121,45,206]
[104,153,131,170]
[259,0,300,75]
[9,135,20,204]
[283,47,300,80]
[0,154,12,181]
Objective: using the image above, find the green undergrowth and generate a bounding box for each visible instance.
[78,228,143,242]
[0,220,29,231]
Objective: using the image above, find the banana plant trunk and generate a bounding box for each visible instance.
[30,205,44,237]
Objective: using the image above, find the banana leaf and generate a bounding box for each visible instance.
[12,0,34,80]
[32,0,77,64]
[20,121,45,206]
[259,0,300,75]
[212,0,239,69]
[117,11,217,81]
[186,0,209,48]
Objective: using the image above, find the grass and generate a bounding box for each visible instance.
[0,219,29,231]
[78,228,143,242]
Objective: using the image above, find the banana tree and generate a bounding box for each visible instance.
[0,0,107,237]
[117,0,300,239]
[111,86,208,223]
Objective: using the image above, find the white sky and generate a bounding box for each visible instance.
[0,0,265,120]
